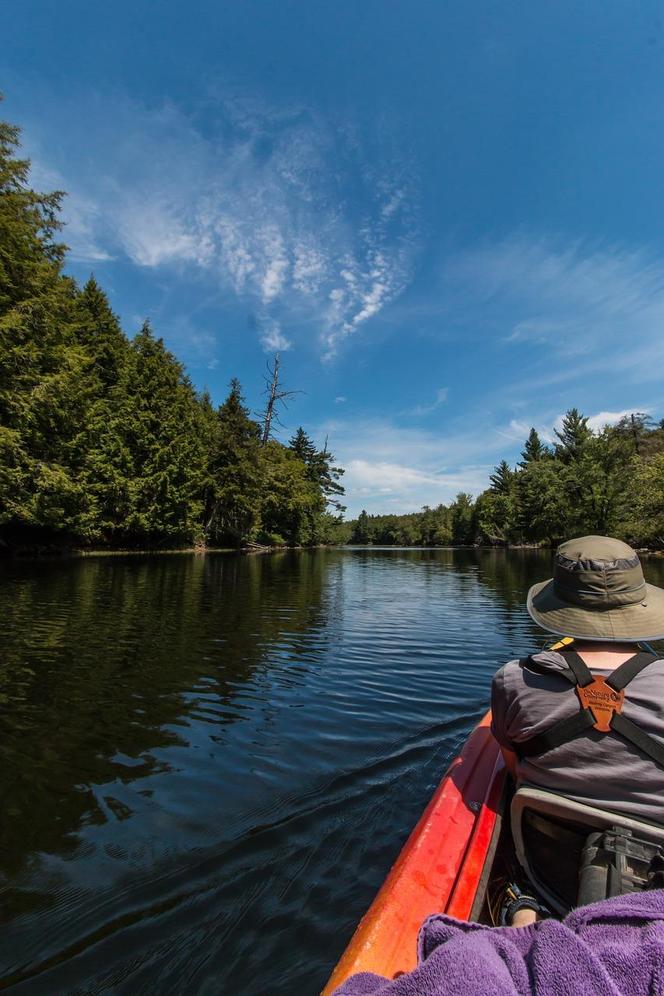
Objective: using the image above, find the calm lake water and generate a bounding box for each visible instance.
[2,548,664,994]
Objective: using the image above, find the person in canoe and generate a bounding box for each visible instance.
[491,535,664,926]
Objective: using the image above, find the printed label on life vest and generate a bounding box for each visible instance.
[576,676,625,732]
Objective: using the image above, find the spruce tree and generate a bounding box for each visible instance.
[206,379,262,545]
[352,510,373,544]
[289,427,317,465]
[90,322,208,545]
[554,408,591,462]
[0,118,89,539]
[489,460,515,494]
[75,276,127,390]
[519,427,547,467]
[0,117,65,312]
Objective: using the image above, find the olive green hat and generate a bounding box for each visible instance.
[527,535,664,642]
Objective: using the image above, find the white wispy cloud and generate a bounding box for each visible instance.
[27,159,114,263]
[28,92,419,357]
[405,386,449,417]
[442,234,664,383]
[318,416,508,515]
[345,459,489,506]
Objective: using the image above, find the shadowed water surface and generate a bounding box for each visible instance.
[2,548,663,994]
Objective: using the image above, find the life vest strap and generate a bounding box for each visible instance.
[611,713,664,767]
[517,707,596,757]
[605,651,659,692]
[514,650,664,767]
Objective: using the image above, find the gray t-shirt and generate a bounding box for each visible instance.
[491,651,664,826]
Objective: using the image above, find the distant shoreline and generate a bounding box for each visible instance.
[4,542,663,559]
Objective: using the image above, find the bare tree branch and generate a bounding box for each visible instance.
[257,355,303,445]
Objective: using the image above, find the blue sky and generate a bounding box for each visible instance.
[4,1,664,516]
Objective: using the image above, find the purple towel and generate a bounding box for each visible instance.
[333,890,664,996]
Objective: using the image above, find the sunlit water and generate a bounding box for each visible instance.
[2,548,664,994]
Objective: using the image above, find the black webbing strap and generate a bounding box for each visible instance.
[516,650,595,757]
[605,651,658,691]
[516,708,596,757]
[562,649,594,688]
[611,713,664,767]
[515,649,664,765]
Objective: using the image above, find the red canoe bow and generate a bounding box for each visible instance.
[323,712,505,994]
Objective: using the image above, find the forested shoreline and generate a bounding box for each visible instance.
[344,412,664,549]
[0,114,345,553]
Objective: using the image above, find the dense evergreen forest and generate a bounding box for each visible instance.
[0,115,345,551]
[345,412,664,548]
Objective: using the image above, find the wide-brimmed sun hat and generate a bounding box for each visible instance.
[527,535,664,642]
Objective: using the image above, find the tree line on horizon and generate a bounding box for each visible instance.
[344,410,664,548]
[0,113,345,551]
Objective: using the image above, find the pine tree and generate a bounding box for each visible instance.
[611,413,655,456]
[206,379,262,545]
[352,510,373,544]
[519,427,547,467]
[259,441,323,545]
[75,276,127,390]
[451,493,475,544]
[289,427,317,465]
[310,440,346,513]
[0,117,65,313]
[489,460,516,494]
[554,408,591,462]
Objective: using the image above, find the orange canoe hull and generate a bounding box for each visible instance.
[323,712,504,994]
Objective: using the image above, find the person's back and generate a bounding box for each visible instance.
[491,536,664,828]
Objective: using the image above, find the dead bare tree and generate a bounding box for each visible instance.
[258,355,302,445]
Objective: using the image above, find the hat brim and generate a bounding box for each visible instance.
[526,578,664,642]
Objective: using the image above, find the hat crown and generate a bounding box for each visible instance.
[553,535,646,608]
[557,535,638,566]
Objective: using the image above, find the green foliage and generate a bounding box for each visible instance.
[289,428,346,513]
[626,452,664,547]
[258,441,323,546]
[204,379,262,546]
[554,408,592,463]
[346,413,664,549]
[519,427,548,467]
[0,113,344,551]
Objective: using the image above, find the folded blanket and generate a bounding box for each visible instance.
[333,890,664,996]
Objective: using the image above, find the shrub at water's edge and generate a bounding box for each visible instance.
[0,113,345,552]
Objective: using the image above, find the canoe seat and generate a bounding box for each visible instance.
[511,785,664,914]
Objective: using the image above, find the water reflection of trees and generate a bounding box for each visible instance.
[459,547,552,611]
[0,551,331,888]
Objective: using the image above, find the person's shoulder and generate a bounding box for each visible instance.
[493,658,521,685]
[491,658,524,703]
[493,651,569,690]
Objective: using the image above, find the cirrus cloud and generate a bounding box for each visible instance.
[27,91,419,358]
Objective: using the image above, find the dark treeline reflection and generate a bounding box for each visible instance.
[0,553,330,890]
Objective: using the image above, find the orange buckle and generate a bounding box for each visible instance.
[577,676,625,732]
